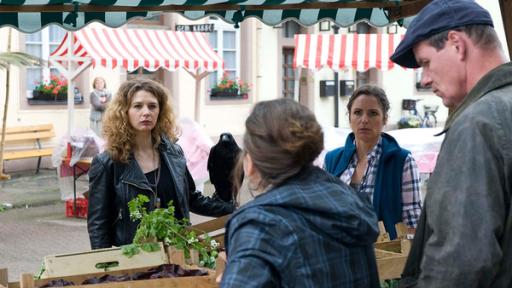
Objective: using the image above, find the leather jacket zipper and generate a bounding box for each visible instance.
[121,179,154,245]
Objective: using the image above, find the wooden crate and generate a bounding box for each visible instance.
[0,268,7,288]
[41,243,168,279]
[374,222,412,281]
[187,214,229,249]
[375,239,411,280]
[8,216,230,288]
[18,265,217,288]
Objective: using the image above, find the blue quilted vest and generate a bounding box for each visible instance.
[324,133,410,239]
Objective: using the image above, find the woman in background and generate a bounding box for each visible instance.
[90,77,112,136]
[324,85,422,239]
[221,98,380,288]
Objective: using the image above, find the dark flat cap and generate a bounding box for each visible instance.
[390,0,493,68]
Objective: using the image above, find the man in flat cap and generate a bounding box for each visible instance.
[390,0,512,287]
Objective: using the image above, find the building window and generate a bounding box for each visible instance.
[282,48,295,98]
[208,20,242,100]
[24,26,79,105]
[283,21,300,38]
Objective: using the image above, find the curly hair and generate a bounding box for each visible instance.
[234,98,324,192]
[102,79,178,163]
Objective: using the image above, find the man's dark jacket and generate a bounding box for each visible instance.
[400,63,512,288]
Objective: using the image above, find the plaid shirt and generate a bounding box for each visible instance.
[221,166,380,288]
[340,137,422,228]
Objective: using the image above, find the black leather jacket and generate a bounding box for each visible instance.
[87,136,234,249]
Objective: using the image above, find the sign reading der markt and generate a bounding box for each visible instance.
[175,24,215,32]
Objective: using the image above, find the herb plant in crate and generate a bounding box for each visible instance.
[122,194,220,269]
[210,72,251,99]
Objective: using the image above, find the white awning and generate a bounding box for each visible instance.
[51,27,223,73]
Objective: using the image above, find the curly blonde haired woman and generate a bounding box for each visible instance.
[87,78,234,249]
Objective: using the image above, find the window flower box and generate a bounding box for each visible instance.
[29,75,84,105]
[210,73,251,100]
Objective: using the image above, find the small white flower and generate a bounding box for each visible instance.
[187,237,198,244]
[210,240,219,249]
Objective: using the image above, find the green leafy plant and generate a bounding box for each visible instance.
[121,194,219,269]
[381,279,400,288]
[34,262,45,279]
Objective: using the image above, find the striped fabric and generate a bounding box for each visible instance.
[0,1,402,33]
[294,33,405,72]
[50,27,223,73]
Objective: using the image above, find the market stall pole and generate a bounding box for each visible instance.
[499,0,512,59]
[50,31,92,136]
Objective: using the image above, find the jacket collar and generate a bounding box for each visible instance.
[441,62,512,134]
[119,135,176,190]
[332,132,402,176]
[121,155,152,191]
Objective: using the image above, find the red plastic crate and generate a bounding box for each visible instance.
[65,198,88,218]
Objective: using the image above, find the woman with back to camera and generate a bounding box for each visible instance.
[220,98,380,288]
[90,76,112,136]
[87,78,234,249]
[324,85,422,239]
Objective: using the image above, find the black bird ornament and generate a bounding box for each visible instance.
[207,133,243,202]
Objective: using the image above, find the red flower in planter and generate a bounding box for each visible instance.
[211,72,251,98]
[33,74,68,96]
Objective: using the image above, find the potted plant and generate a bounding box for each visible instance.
[31,74,68,102]
[210,72,251,99]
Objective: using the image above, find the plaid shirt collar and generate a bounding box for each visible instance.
[340,137,383,199]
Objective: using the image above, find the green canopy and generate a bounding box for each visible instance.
[0,0,427,33]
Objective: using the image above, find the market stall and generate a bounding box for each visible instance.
[48,26,223,133]
[0,0,436,284]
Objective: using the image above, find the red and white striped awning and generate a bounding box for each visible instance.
[294,33,404,72]
[51,27,223,73]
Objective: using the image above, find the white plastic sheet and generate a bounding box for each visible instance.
[52,128,105,200]
[176,118,214,191]
[386,127,444,174]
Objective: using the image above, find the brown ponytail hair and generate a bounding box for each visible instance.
[234,98,323,192]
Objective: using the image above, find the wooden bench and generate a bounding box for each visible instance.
[1,124,55,174]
